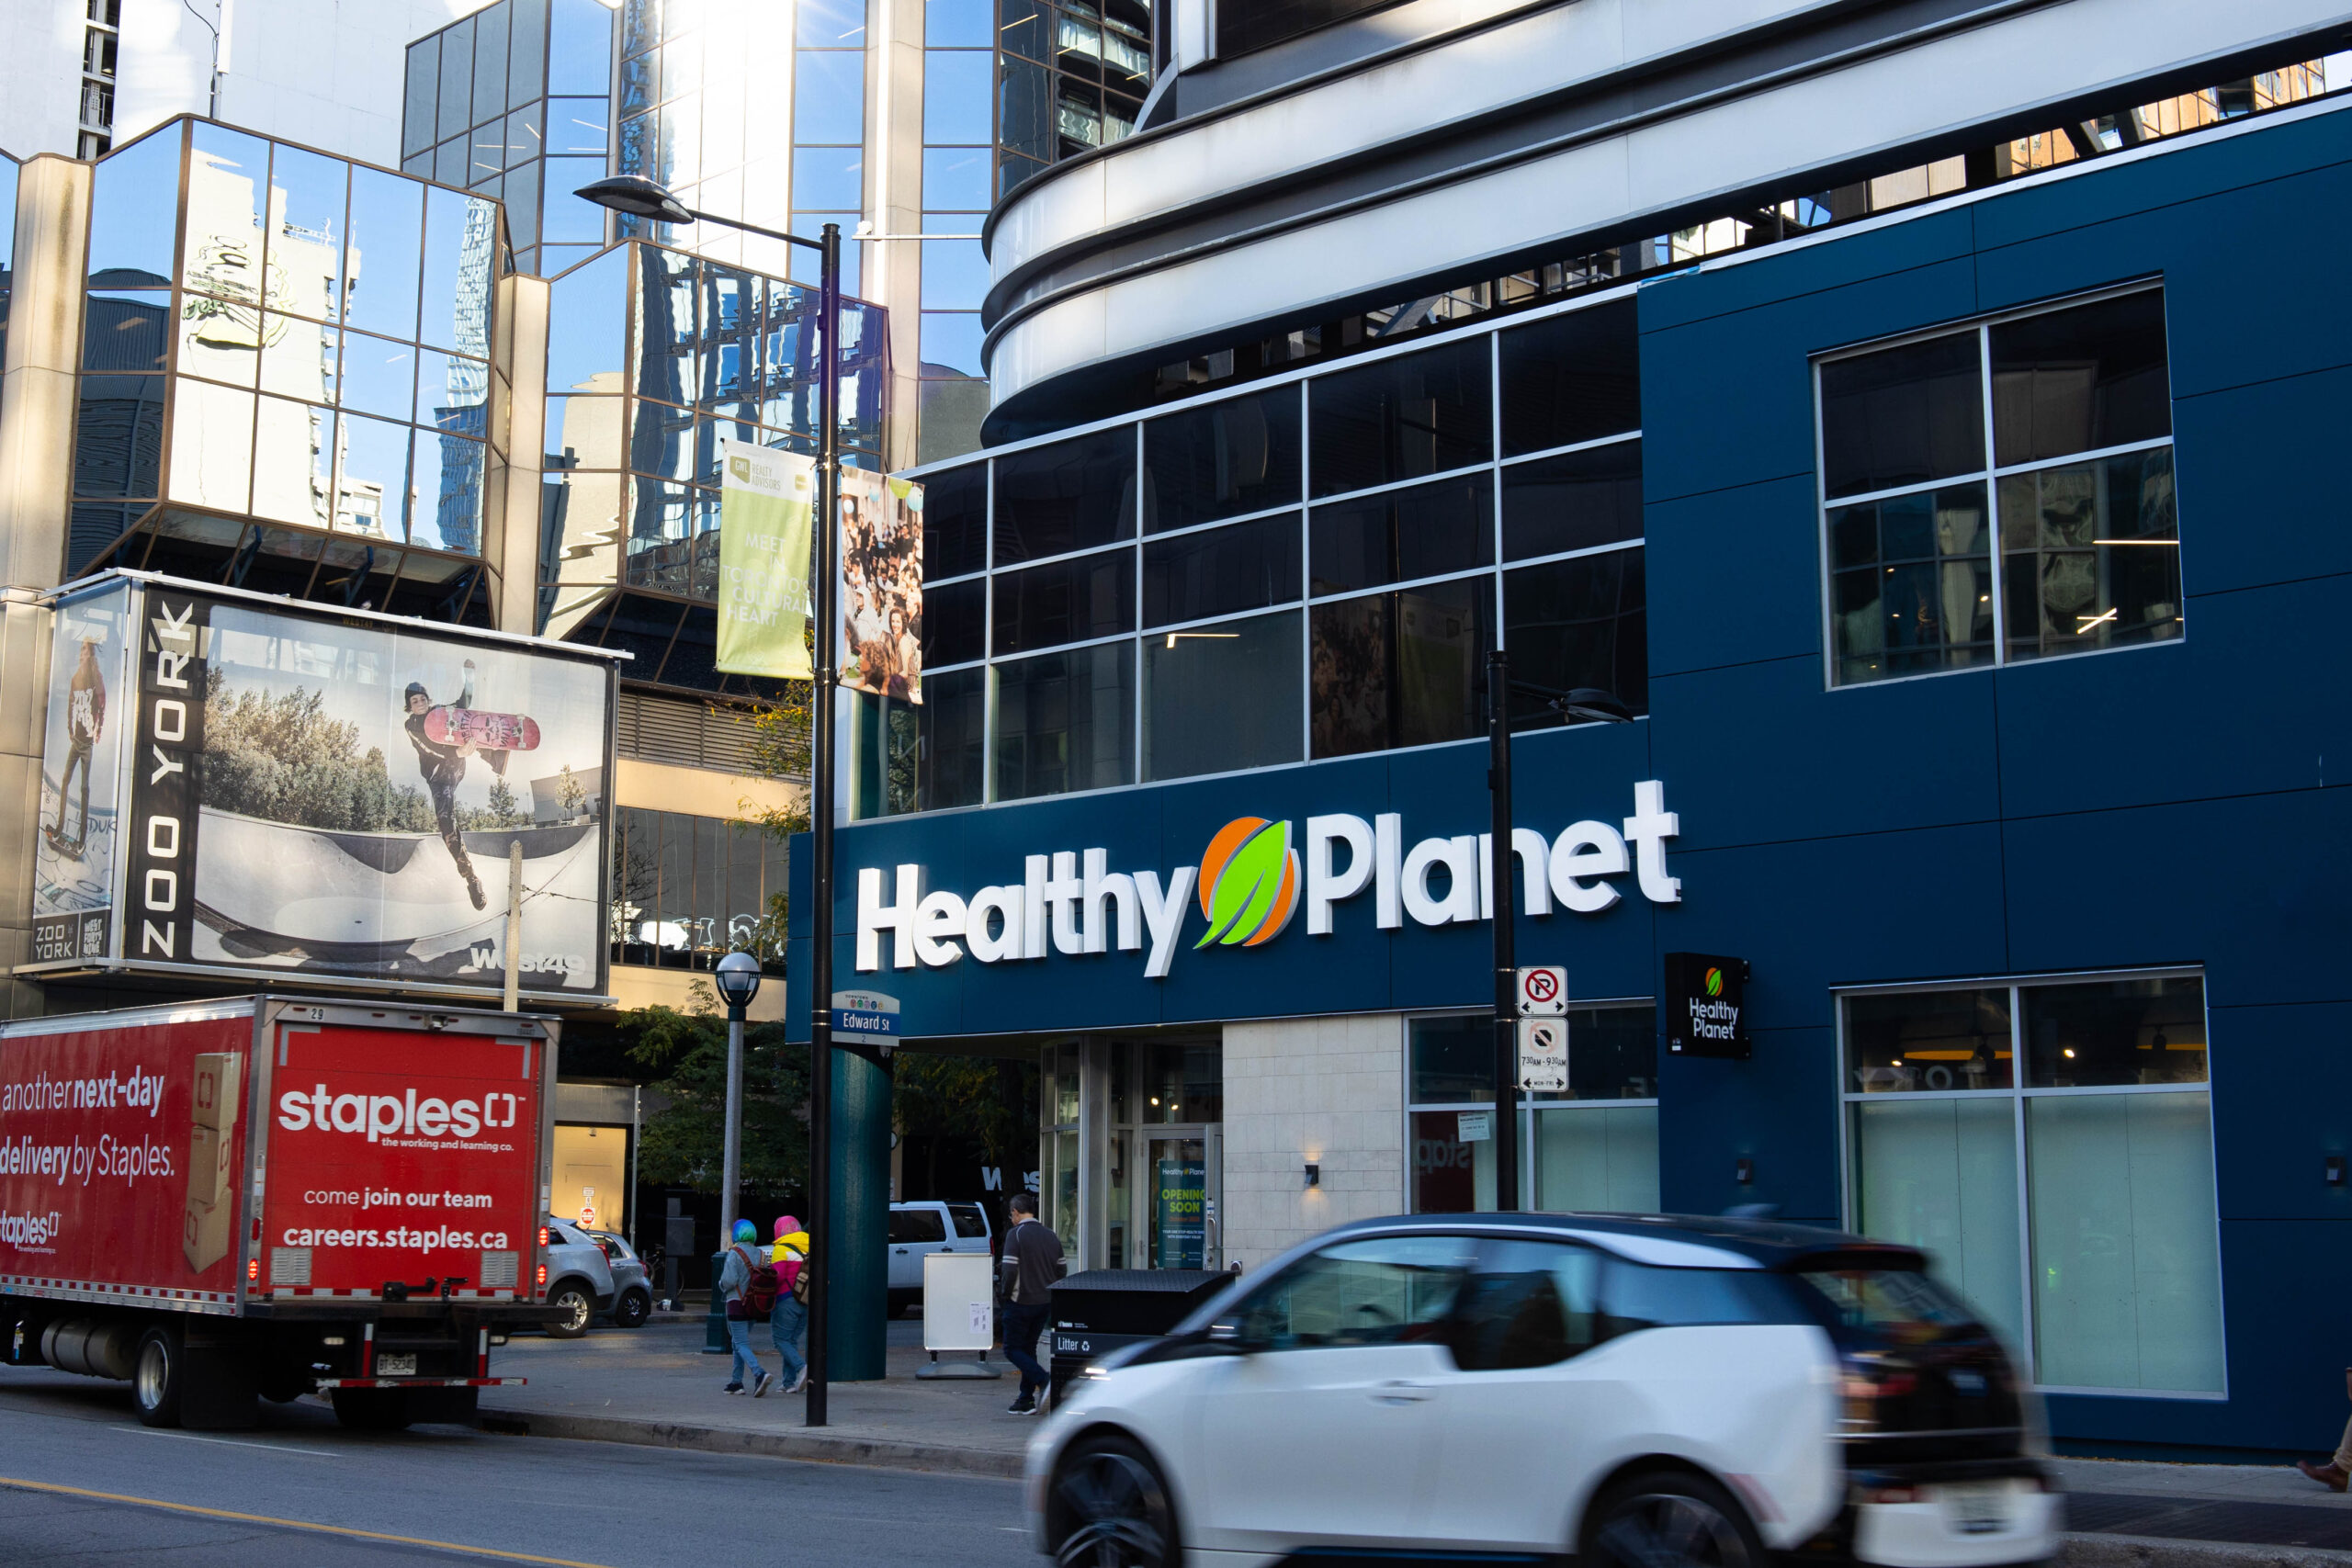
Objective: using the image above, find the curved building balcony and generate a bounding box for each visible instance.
[980,0,2352,441]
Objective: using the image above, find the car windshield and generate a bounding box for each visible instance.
[1795,1265,1985,1346]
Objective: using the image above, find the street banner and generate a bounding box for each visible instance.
[30,581,134,965]
[838,468,923,704]
[27,576,618,999]
[715,437,816,678]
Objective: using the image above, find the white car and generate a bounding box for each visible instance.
[888,1200,993,1317]
[1025,1213,2060,1568]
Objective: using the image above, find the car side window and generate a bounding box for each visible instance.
[1230,1235,1475,1351]
[1449,1239,1602,1371]
[889,1209,947,1244]
[950,1204,989,1237]
[1601,1261,1797,1335]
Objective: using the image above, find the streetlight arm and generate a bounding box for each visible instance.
[679,206,825,254]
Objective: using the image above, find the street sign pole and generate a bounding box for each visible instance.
[1487,649,1519,1213]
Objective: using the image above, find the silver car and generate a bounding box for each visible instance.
[539,1217,616,1338]
[593,1232,654,1328]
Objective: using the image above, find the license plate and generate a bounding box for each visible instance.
[1939,1483,2014,1535]
[376,1353,418,1377]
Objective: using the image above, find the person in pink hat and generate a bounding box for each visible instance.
[768,1213,811,1393]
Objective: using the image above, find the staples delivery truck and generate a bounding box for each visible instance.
[0,996,560,1430]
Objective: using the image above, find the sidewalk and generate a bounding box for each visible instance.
[2057,1457,2352,1565]
[480,1316,1035,1478]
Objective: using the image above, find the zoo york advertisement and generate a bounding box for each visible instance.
[36,578,617,998]
[31,583,135,966]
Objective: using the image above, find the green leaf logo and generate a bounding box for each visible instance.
[1193,818,1301,949]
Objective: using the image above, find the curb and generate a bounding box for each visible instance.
[475,1405,1025,1480]
[2067,1535,2352,1568]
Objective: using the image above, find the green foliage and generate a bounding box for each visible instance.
[557,763,589,818]
[459,773,532,831]
[894,1054,1034,1174]
[622,993,809,1201]
[202,679,435,832]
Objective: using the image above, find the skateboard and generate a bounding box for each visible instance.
[423,705,541,751]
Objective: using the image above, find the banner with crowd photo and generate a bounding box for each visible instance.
[838,470,923,705]
[29,580,136,965]
[61,578,620,998]
[714,437,817,679]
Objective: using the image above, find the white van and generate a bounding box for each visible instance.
[1025,1213,2059,1568]
[888,1200,993,1316]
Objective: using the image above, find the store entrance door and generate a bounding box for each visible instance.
[1139,1129,1220,1270]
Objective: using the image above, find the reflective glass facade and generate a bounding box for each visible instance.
[998,0,1151,193]
[403,0,616,278]
[885,293,1646,817]
[72,119,505,616]
[537,240,888,694]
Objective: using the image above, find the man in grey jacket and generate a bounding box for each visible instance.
[999,1191,1064,1415]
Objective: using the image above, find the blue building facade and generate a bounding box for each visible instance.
[792,66,2352,1453]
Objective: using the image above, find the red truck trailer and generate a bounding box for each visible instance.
[0,995,560,1431]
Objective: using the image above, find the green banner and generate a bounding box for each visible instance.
[715,438,815,678]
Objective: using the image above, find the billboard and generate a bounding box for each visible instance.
[31,583,135,965]
[839,469,922,704]
[28,576,617,999]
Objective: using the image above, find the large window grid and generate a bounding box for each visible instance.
[916,0,996,466]
[888,289,1646,818]
[1407,1006,1660,1215]
[537,240,890,647]
[1815,284,2178,689]
[608,804,787,974]
[1136,56,2341,415]
[70,118,506,609]
[1838,970,2223,1398]
[403,0,616,279]
[998,1,1152,197]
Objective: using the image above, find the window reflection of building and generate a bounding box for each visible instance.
[67,118,503,616]
[607,804,787,975]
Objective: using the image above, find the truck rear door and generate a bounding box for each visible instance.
[255,1009,548,1305]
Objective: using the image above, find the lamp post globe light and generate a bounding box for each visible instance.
[713,951,761,1255]
[579,174,845,1426]
[714,950,763,1012]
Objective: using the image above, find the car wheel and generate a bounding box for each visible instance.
[1050,1431,1179,1568]
[1585,1472,1765,1568]
[613,1288,651,1329]
[546,1282,594,1338]
[131,1326,183,1428]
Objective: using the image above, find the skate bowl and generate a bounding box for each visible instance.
[190,807,605,989]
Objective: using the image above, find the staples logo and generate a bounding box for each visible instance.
[276,1085,523,1142]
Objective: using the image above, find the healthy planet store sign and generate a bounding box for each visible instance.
[854,781,1683,982]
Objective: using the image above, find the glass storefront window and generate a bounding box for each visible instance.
[994,640,1135,800]
[607,805,787,971]
[1138,1043,1220,1125]
[1309,577,1490,760]
[1411,1007,1658,1214]
[1141,608,1302,782]
[1498,298,1639,457]
[1309,335,1491,498]
[1145,385,1302,532]
[1842,972,2222,1393]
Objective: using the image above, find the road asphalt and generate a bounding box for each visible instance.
[0,1364,1036,1568]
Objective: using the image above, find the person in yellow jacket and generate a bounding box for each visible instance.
[768,1215,810,1394]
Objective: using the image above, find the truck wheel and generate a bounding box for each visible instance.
[613,1289,650,1329]
[131,1325,184,1428]
[546,1282,594,1338]
[330,1388,412,1431]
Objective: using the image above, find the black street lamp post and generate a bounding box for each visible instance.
[1486,651,1632,1212]
[576,175,844,1427]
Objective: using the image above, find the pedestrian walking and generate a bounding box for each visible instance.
[718,1218,776,1397]
[769,1213,811,1394]
[2298,1367,2352,1490]
[999,1190,1063,1416]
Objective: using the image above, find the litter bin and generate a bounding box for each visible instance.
[1047,1269,1231,1400]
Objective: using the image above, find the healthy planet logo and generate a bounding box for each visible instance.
[1704,965,1724,998]
[1194,818,1300,949]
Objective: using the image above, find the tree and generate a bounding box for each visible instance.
[557,762,588,819]
[894,1053,1035,1198]
[622,990,810,1205]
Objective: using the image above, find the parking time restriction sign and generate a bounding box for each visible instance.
[1516,964,1567,1015]
[1518,1016,1568,1092]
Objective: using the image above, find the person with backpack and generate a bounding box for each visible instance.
[769,1213,811,1394]
[719,1218,777,1397]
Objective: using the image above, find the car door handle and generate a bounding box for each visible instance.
[1372,1381,1435,1404]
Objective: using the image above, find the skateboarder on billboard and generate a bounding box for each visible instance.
[47,637,107,857]
[404,661,487,911]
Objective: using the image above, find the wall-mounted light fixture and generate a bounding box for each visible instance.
[1304,1164,1320,1188]
[2327,1156,2346,1187]
[1735,1157,1755,1186]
